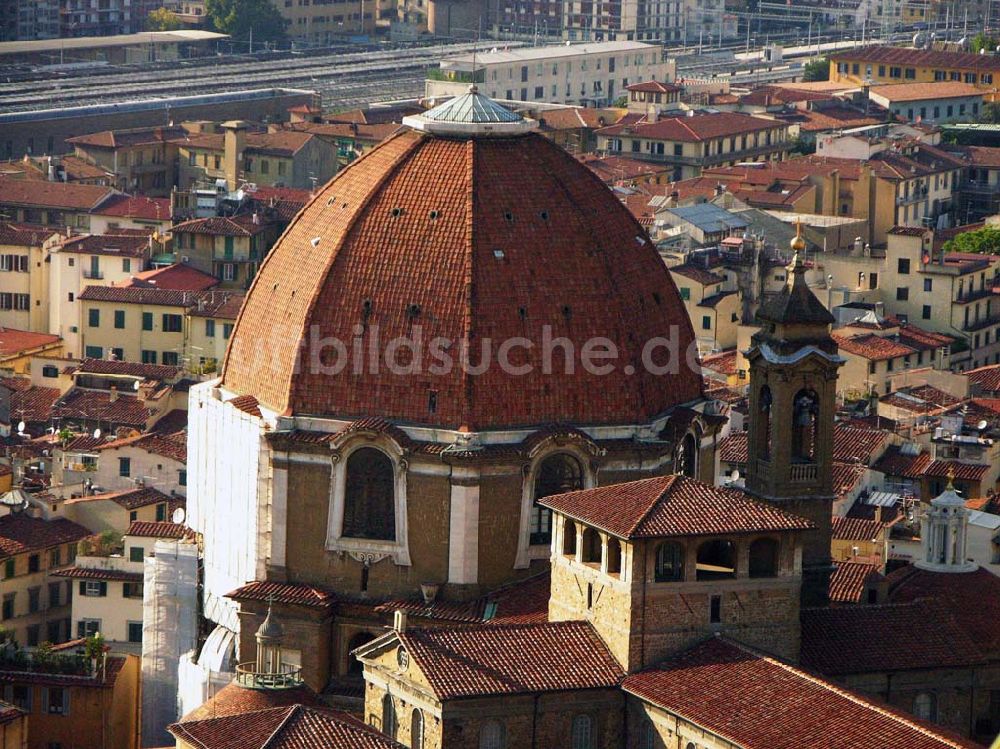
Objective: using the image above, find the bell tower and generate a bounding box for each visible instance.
[744,225,843,606]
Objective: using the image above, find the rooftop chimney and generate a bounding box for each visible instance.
[393,610,408,633]
[109,385,118,403]
[222,120,250,193]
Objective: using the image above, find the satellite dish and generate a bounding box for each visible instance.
[16,421,25,434]
[133,381,140,391]
[171,507,186,524]
[93,428,102,439]
[731,470,741,481]
[978,420,989,431]
[47,427,55,434]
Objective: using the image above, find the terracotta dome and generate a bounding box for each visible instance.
[221,95,702,430]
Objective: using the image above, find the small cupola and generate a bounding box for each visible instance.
[916,471,977,573]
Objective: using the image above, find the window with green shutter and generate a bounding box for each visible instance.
[114,310,125,329]
[88,308,100,327]
[142,312,153,331]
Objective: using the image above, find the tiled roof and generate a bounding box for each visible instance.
[834,333,915,361]
[880,386,960,414]
[831,462,867,498]
[580,154,672,183]
[51,389,152,427]
[829,560,883,604]
[396,620,623,699]
[0,654,126,689]
[0,515,90,559]
[51,566,143,582]
[94,194,170,221]
[74,358,179,380]
[537,107,619,131]
[119,263,218,292]
[0,222,58,246]
[95,430,186,463]
[59,234,149,258]
[0,176,115,211]
[967,363,1000,393]
[872,444,932,478]
[787,106,884,133]
[871,81,982,102]
[78,285,201,307]
[67,125,189,149]
[832,516,887,541]
[718,431,748,463]
[832,43,1000,72]
[175,130,316,158]
[887,565,1000,655]
[221,128,703,429]
[65,485,173,511]
[225,580,337,610]
[173,214,276,237]
[187,291,245,320]
[627,80,682,93]
[171,704,403,749]
[287,120,400,144]
[0,328,61,356]
[598,111,784,142]
[701,349,737,376]
[670,263,724,285]
[538,474,814,539]
[624,636,979,749]
[10,385,59,424]
[923,460,990,481]
[126,521,193,539]
[180,683,327,722]
[228,394,261,417]
[801,599,986,675]
[59,155,113,182]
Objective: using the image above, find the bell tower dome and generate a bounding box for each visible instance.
[744,224,843,605]
[915,474,977,573]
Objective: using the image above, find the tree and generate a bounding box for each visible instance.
[970,33,997,54]
[146,7,182,30]
[801,57,829,82]
[942,225,1000,254]
[205,0,289,46]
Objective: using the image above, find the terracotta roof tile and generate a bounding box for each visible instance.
[9,385,59,424]
[967,363,1000,394]
[173,214,276,237]
[0,515,90,559]
[74,358,179,380]
[51,566,143,582]
[51,389,152,427]
[626,80,682,94]
[886,565,1000,655]
[834,333,916,361]
[221,129,702,429]
[95,430,186,463]
[701,349,737,376]
[872,445,932,479]
[0,176,116,211]
[670,263,724,286]
[94,194,170,221]
[225,580,337,610]
[0,701,23,726]
[78,285,202,307]
[126,521,194,539]
[0,329,61,356]
[396,620,623,699]
[119,263,219,292]
[801,599,986,675]
[832,516,887,541]
[539,474,814,539]
[625,636,978,749]
[832,44,1000,72]
[172,704,401,748]
[0,222,58,246]
[829,561,883,604]
[65,486,173,511]
[923,460,990,481]
[723,424,886,466]
[598,111,784,142]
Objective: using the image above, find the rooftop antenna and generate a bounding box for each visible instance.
[471,34,479,93]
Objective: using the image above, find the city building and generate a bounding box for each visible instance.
[0,648,141,749]
[76,285,243,371]
[184,89,721,701]
[66,127,190,197]
[596,111,791,180]
[0,330,63,375]
[171,215,281,289]
[0,0,59,41]
[60,0,163,37]
[869,81,985,125]
[830,45,1000,101]
[0,223,61,332]
[48,231,155,358]
[0,508,89,647]
[669,261,740,353]
[64,486,183,535]
[0,701,26,749]
[426,41,675,107]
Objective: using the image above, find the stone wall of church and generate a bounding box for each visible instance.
[237,603,334,692]
[476,469,532,589]
[838,664,1000,742]
[438,690,625,749]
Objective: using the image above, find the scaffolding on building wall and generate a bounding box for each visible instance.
[141,538,199,748]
